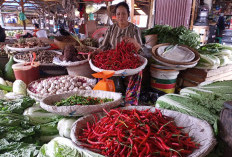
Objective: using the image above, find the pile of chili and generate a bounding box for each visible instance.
[78,108,200,157]
[92,41,141,70]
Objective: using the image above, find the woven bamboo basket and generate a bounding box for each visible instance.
[27,75,96,101]
[71,106,216,157]
[40,90,122,116]
[152,43,200,65]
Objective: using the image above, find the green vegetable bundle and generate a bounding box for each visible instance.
[0,112,40,156]
[156,80,232,134]
[0,97,35,114]
[55,95,113,106]
[196,43,232,69]
[143,25,200,49]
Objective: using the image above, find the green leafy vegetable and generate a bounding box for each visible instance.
[38,137,86,157]
[0,139,39,157]
[55,95,113,106]
[143,25,200,49]
[0,97,35,114]
[197,43,232,69]
[23,106,63,124]
[23,106,63,142]
[156,80,232,134]
[0,112,39,142]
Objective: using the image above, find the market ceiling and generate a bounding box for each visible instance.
[1,0,64,16]
[1,0,150,16]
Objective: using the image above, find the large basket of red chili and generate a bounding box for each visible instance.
[71,106,216,157]
[40,90,122,116]
[89,41,148,76]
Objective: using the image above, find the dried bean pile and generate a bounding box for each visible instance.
[15,50,59,64]
[12,38,48,48]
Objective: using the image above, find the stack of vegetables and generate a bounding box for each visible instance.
[92,41,141,70]
[78,109,199,156]
[143,25,200,49]
[0,97,40,156]
[0,95,78,157]
[156,80,232,133]
[196,43,232,69]
[0,77,28,99]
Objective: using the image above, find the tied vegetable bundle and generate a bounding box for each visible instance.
[196,43,232,69]
[55,95,113,106]
[143,25,200,49]
[92,41,142,70]
[78,109,199,157]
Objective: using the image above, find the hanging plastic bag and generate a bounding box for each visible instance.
[125,71,143,106]
[17,12,29,26]
[92,71,115,92]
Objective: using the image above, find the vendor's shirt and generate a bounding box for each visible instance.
[33,29,39,37]
[99,22,143,50]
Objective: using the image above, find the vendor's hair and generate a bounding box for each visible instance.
[115,2,130,16]
[34,23,39,29]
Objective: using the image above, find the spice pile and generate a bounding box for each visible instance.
[15,50,59,64]
[55,95,113,106]
[82,38,98,47]
[12,38,48,48]
[78,109,199,156]
[59,45,92,62]
[92,41,141,70]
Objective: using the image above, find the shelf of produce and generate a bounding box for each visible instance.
[177,64,232,87]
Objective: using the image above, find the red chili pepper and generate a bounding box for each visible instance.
[78,109,200,156]
[92,41,141,70]
[139,146,146,157]
[157,121,174,134]
[139,124,151,147]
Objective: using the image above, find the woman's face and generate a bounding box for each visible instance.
[116,6,129,25]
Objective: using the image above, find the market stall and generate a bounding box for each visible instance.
[1,0,232,156]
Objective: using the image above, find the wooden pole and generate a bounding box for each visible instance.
[130,0,134,23]
[0,9,3,27]
[105,2,112,24]
[43,7,46,29]
[148,0,155,28]
[190,0,196,30]
[20,0,26,30]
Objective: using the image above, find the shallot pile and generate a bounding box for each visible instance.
[28,75,95,97]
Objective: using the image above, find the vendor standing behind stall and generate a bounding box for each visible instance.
[217,13,225,37]
[33,23,40,37]
[99,2,142,51]
[97,2,143,94]
[0,25,6,42]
